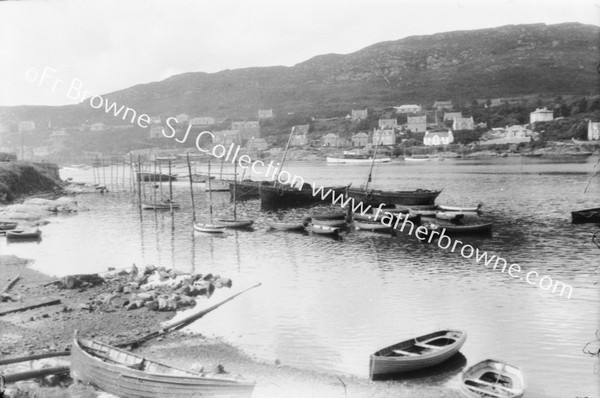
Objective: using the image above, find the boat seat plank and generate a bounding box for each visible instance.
[414,343,443,350]
[465,378,521,394]
[463,383,506,398]
[391,349,419,357]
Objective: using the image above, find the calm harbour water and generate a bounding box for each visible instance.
[2,156,599,397]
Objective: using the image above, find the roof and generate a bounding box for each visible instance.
[531,108,553,114]
[322,133,338,138]
[352,132,369,138]
[424,131,452,138]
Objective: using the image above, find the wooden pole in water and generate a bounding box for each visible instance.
[153,161,158,208]
[158,160,164,201]
[208,159,214,224]
[186,154,196,223]
[233,160,237,220]
[136,156,142,211]
[110,158,114,191]
[168,159,173,214]
[130,154,134,194]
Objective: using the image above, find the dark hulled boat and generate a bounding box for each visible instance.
[571,207,600,224]
[230,180,261,201]
[136,172,177,182]
[346,187,442,207]
[259,182,346,210]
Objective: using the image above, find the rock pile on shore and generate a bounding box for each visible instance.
[0,196,80,223]
[62,265,233,313]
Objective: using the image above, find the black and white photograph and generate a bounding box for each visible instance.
[0,0,599,397]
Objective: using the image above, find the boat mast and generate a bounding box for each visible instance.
[233,160,237,220]
[276,126,295,184]
[207,160,214,224]
[365,134,381,191]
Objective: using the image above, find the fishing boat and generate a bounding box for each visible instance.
[259,180,347,210]
[229,180,260,201]
[194,161,225,234]
[438,203,483,213]
[136,172,177,182]
[0,221,18,230]
[307,210,347,220]
[70,333,256,398]
[305,223,341,235]
[369,329,467,380]
[142,200,181,210]
[424,221,493,235]
[435,211,465,222]
[460,359,525,398]
[354,220,391,232]
[571,207,600,224]
[5,228,42,239]
[265,220,307,231]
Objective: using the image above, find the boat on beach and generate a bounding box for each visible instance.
[5,228,42,240]
[460,359,526,398]
[70,332,256,398]
[369,329,467,380]
[571,207,600,224]
[0,221,18,230]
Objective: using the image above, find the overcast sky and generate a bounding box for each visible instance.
[0,0,598,106]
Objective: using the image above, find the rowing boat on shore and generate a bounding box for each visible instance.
[460,359,525,398]
[71,332,256,398]
[5,228,42,240]
[369,330,466,379]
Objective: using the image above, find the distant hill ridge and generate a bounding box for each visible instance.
[2,22,599,125]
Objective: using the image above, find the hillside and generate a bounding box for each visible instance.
[1,22,599,126]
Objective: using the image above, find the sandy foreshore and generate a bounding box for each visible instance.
[0,254,461,398]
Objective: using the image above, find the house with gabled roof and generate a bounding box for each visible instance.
[424,130,454,146]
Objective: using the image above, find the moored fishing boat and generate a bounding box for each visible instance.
[305,223,341,235]
[347,187,442,207]
[259,182,346,210]
[70,332,256,398]
[354,220,391,232]
[265,220,307,231]
[229,180,260,201]
[136,172,177,182]
[424,221,493,235]
[310,218,347,227]
[204,180,230,192]
[571,207,600,224]
[326,156,391,164]
[460,359,525,398]
[438,203,482,213]
[5,228,42,240]
[142,200,181,210]
[369,329,467,379]
[216,219,254,229]
[193,223,226,233]
[435,211,465,222]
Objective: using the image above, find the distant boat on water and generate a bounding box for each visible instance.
[404,156,431,162]
[136,172,177,182]
[326,155,391,164]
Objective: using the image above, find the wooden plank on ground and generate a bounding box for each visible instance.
[0,298,61,316]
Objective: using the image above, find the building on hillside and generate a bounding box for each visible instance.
[378,119,397,129]
[231,121,260,142]
[149,116,162,124]
[479,125,532,145]
[18,121,36,132]
[351,109,368,120]
[290,124,309,147]
[407,115,427,133]
[258,109,274,119]
[443,112,462,122]
[530,108,554,124]
[149,125,165,139]
[452,116,474,131]
[189,117,215,126]
[424,130,454,146]
[351,132,369,147]
[175,113,190,123]
[247,137,268,151]
[213,130,241,146]
[322,133,344,147]
[589,120,600,141]
[394,104,421,114]
[90,123,106,132]
[373,129,396,146]
[433,101,453,111]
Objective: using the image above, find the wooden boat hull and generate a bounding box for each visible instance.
[216,219,254,229]
[571,207,600,224]
[307,211,347,220]
[425,221,493,235]
[326,157,391,164]
[370,330,466,379]
[347,188,441,207]
[229,181,260,201]
[137,172,177,182]
[310,218,347,227]
[6,229,42,239]
[404,157,430,162]
[265,220,306,231]
[438,204,482,213]
[193,223,226,233]
[435,212,465,222]
[461,359,525,398]
[354,221,391,232]
[142,202,181,210]
[306,224,340,235]
[259,183,346,210]
[205,181,230,192]
[71,334,255,398]
[0,221,18,230]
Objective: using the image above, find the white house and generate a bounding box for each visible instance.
[589,120,600,141]
[351,109,368,120]
[424,130,454,146]
[351,132,369,147]
[530,108,554,124]
[189,117,215,126]
[394,105,421,114]
[452,116,474,131]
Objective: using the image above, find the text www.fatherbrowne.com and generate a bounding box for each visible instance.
[310,185,574,300]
